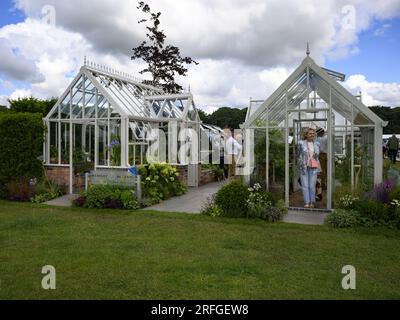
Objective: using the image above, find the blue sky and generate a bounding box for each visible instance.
[0,0,24,27]
[326,18,400,83]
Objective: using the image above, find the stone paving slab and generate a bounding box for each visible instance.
[44,194,79,207]
[283,210,328,225]
[143,181,226,214]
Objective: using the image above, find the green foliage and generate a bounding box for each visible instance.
[138,163,187,205]
[333,184,363,208]
[247,184,276,217]
[30,179,62,203]
[325,209,359,228]
[0,105,9,113]
[131,1,198,93]
[0,113,44,197]
[200,194,223,217]
[9,97,57,116]
[261,205,287,222]
[109,135,121,166]
[120,190,140,210]
[81,184,139,210]
[203,107,247,129]
[73,148,94,175]
[390,187,400,201]
[353,199,390,224]
[197,109,208,123]
[246,183,285,221]
[369,106,400,134]
[215,179,250,218]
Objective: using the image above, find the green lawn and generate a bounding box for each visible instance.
[0,200,399,300]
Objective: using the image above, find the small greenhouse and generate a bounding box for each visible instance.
[43,60,222,193]
[242,54,387,210]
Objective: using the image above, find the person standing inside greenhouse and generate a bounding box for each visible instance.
[224,126,242,178]
[388,134,399,164]
[297,128,321,208]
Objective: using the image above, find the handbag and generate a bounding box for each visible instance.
[307,142,318,169]
[310,159,318,169]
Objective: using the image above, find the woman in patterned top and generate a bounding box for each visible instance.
[297,128,321,208]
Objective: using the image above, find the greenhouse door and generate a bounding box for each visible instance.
[287,110,329,210]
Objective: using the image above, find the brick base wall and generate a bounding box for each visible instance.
[45,164,217,192]
[172,164,217,187]
[44,166,85,193]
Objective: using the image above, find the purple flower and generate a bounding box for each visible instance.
[108,140,120,148]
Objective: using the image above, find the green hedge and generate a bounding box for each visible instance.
[0,113,44,197]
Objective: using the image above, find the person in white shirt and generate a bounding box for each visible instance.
[224,127,242,178]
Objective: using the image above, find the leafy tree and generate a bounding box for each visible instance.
[8,97,57,116]
[369,106,400,134]
[197,109,209,123]
[131,1,198,93]
[205,107,247,129]
[0,105,9,113]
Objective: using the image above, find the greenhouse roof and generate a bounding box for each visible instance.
[45,61,200,122]
[243,56,387,128]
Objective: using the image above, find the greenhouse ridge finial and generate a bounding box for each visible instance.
[306,42,310,56]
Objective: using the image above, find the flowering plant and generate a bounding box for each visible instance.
[108,136,121,166]
[338,194,359,210]
[371,179,393,204]
[246,183,274,218]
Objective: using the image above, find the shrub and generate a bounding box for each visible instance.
[246,183,278,219]
[390,187,400,201]
[138,163,187,204]
[333,184,362,207]
[104,198,123,209]
[120,190,140,210]
[201,194,223,217]
[369,179,393,204]
[353,199,390,223]
[30,179,62,203]
[215,179,250,218]
[325,209,359,228]
[78,185,139,210]
[6,178,35,201]
[262,206,286,222]
[0,113,44,197]
[337,194,359,210]
[73,196,87,207]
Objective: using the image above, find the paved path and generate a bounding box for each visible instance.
[44,184,328,225]
[44,194,78,207]
[283,209,328,225]
[143,181,225,214]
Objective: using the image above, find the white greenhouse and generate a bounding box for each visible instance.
[43,60,223,193]
[242,53,387,210]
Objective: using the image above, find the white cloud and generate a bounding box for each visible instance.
[373,24,391,36]
[0,95,10,106]
[0,38,44,82]
[344,74,400,106]
[0,0,399,110]
[9,88,32,100]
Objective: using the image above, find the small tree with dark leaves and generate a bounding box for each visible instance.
[131,1,198,93]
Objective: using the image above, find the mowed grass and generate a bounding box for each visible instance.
[0,200,399,300]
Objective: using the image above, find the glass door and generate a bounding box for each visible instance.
[288,110,328,209]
